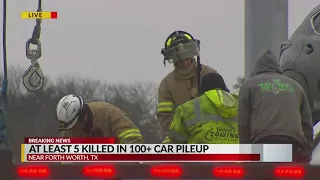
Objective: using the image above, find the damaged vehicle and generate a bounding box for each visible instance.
[279,4,320,164]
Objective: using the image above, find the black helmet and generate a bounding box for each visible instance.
[161,31,200,66]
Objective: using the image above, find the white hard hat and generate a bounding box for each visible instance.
[56,94,84,130]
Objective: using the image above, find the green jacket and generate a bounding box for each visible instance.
[169,89,239,144]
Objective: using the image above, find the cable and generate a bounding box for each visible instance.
[1,0,14,163]
[2,0,7,82]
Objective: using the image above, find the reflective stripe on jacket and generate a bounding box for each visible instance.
[118,128,143,144]
[169,89,239,144]
[157,101,175,113]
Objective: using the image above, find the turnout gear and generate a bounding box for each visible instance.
[169,89,239,144]
[158,31,217,134]
[238,49,313,154]
[157,64,217,132]
[57,95,144,144]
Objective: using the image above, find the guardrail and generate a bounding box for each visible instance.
[1,150,319,179]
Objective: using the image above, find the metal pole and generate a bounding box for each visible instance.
[245,0,288,78]
[0,0,9,150]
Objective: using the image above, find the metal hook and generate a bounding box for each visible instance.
[24,38,43,91]
[26,38,41,60]
[22,61,44,91]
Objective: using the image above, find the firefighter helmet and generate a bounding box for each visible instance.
[161,31,200,65]
[56,94,84,130]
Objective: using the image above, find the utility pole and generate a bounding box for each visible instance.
[245,0,288,78]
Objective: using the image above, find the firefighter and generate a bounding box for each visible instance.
[158,31,218,143]
[238,49,313,162]
[168,73,239,144]
[56,94,144,144]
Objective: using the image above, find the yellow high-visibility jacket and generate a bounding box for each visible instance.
[168,89,239,144]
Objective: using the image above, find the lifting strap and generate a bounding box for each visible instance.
[23,0,45,91]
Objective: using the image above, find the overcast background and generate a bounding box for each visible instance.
[0,0,319,88]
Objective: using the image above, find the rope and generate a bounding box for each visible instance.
[30,0,42,44]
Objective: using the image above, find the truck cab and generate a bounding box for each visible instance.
[279,4,320,163]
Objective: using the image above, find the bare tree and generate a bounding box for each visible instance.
[54,74,110,101]
[233,76,245,94]
[109,82,161,143]
[0,66,161,162]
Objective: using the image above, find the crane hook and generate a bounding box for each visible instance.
[22,0,44,91]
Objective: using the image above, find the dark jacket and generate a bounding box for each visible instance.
[238,49,313,151]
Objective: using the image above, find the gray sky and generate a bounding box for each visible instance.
[0,0,319,88]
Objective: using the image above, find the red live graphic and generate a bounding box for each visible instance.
[27,153,260,162]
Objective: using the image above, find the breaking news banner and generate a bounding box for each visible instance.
[21,137,293,163]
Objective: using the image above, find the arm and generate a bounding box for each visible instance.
[237,83,251,144]
[157,79,175,134]
[300,91,313,152]
[107,106,144,144]
[169,106,189,144]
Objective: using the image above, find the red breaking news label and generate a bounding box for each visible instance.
[24,137,117,144]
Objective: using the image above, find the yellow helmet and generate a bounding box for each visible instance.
[161,31,200,66]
